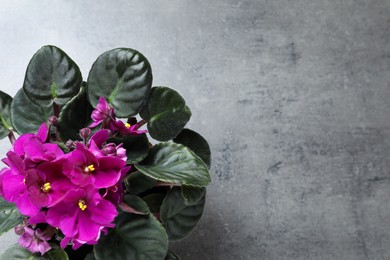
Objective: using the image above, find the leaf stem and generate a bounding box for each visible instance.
[53,103,60,118]
[137,119,147,128]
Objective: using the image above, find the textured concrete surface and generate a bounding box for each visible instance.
[0,0,390,259]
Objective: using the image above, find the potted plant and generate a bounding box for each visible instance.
[0,46,211,260]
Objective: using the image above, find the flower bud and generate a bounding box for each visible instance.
[14,224,26,235]
[66,140,77,150]
[103,143,117,156]
[79,128,92,140]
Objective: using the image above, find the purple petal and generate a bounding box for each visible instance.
[89,129,110,147]
[6,151,25,175]
[37,123,49,142]
[13,134,34,156]
[60,212,79,237]
[60,236,72,249]
[2,171,25,202]
[76,212,101,242]
[89,199,117,225]
[27,186,51,208]
[15,193,40,216]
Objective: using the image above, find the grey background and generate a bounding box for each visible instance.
[0,0,389,259]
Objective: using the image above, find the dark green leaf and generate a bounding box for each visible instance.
[23,45,82,107]
[173,129,211,169]
[173,129,210,205]
[11,89,53,134]
[165,250,181,260]
[109,134,149,164]
[124,171,157,195]
[142,194,165,213]
[58,85,94,141]
[0,197,23,236]
[46,244,69,260]
[140,87,191,141]
[181,186,206,206]
[0,244,68,260]
[85,252,97,260]
[120,194,150,215]
[135,143,211,187]
[87,48,152,117]
[161,187,205,241]
[0,91,13,139]
[94,213,168,260]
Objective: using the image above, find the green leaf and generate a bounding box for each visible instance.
[84,252,97,260]
[165,250,181,260]
[108,134,149,164]
[161,187,205,241]
[135,143,211,187]
[0,91,13,139]
[142,193,165,213]
[0,244,68,260]
[120,194,150,215]
[23,45,82,107]
[46,244,69,260]
[181,186,206,206]
[58,85,94,141]
[94,213,168,260]
[174,129,210,205]
[124,171,157,195]
[173,129,211,169]
[11,89,54,134]
[87,48,153,117]
[11,89,53,134]
[0,197,23,236]
[140,87,191,141]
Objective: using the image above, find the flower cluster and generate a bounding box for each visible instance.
[0,97,145,254]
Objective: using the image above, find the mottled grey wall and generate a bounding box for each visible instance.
[0,0,390,259]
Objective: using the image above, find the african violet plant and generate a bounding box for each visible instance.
[0,46,211,260]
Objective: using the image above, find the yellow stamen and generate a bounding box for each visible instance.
[78,200,87,211]
[125,123,131,129]
[84,164,95,173]
[23,178,26,184]
[41,182,51,192]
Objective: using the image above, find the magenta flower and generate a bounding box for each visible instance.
[115,120,147,136]
[25,160,75,208]
[63,143,125,188]
[12,123,50,158]
[89,97,116,131]
[0,151,39,216]
[46,187,117,248]
[88,129,110,147]
[87,129,127,162]
[18,226,52,255]
[103,166,130,205]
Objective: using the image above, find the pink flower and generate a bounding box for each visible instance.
[87,130,127,162]
[46,187,117,249]
[0,151,39,216]
[89,97,116,132]
[63,143,125,188]
[25,160,75,208]
[115,120,147,136]
[18,226,52,255]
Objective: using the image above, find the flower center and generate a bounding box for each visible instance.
[83,164,95,173]
[41,182,51,192]
[125,123,131,129]
[78,200,87,211]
